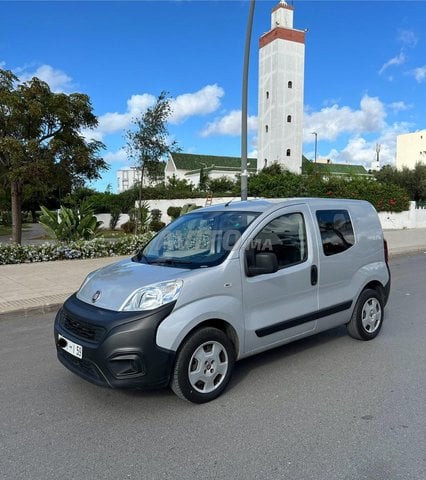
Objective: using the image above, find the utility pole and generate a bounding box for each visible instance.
[241,0,255,201]
[311,132,318,163]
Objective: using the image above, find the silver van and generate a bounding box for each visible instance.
[54,198,390,403]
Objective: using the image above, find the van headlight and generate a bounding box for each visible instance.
[120,280,183,312]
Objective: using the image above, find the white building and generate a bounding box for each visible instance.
[257,0,305,173]
[165,153,257,187]
[117,166,165,193]
[396,130,426,170]
[116,167,140,193]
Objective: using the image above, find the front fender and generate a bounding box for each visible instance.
[156,295,244,357]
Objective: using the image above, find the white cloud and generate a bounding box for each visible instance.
[303,95,386,142]
[319,121,412,169]
[104,149,128,164]
[19,64,73,92]
[127,93,156,118]
[170,84,224,124]
[412,66,426,83]
[398,29,418,48]
[379,51,406,75]
[200,110,257,137]
[87,86,224,142]
[388,101,410,113]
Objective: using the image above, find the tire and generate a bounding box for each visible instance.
[170,327,235,403]
[347,288,384,340]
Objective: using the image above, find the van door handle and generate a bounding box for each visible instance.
[311,265,318,286]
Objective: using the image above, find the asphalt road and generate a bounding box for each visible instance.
[1,253,425,480]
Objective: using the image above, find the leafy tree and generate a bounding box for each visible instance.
[208,176,236,194]
[198,166,209,192]
[126,92,179,188]
[0,68,107,244]
[125,91,180,231]
[109,207,121,230]
[374,163,426,202]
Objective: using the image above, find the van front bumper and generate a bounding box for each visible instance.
[54,294,176,389]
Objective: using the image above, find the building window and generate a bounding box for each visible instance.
[266,91,269,99]
[288,81,293,89]
[286,149,291,156]
[265,125,269,133]
[264,159,268,168]
[287,115,292,123]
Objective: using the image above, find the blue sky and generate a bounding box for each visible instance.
[1,0,425,192]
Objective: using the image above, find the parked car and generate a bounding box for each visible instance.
[54,198,390,403]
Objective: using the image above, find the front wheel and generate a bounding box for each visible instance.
[347,288,384,340]
[171,327,235,403]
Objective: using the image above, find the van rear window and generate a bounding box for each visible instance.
[316,210,355,256]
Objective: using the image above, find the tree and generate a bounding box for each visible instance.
[374,163,426,202]
[0,68,107,243]
[126,92,178,184]
[126,91,179,232]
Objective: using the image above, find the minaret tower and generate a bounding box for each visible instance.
[257,0,305,173]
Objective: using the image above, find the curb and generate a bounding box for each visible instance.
[1,249,425,319]
[0,303,62,321]
[0,293,70,320]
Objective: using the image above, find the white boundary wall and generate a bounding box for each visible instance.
[97,199,426,230]
[378,201,426,229]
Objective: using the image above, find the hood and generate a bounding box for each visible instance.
[76,258,189,311]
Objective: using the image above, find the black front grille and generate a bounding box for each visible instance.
[60,313,106,342]
[59,349,104,384]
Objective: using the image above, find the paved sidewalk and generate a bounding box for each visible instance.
[1,229,426,318]
[0,256,127,318]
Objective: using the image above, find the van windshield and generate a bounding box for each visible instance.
[137,210,260,269]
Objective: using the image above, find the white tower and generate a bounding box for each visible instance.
[257,0,305,173]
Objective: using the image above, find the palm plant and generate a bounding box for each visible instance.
[39,201,103,241]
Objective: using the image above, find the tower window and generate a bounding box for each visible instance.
[264,159,268,168]
[288,81,293,89]
[265,125,269,133]
[287,115,292,123]
[286,149,291,157]
[266,91,269,99]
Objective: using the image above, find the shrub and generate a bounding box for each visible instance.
[150,220,166,232]
[181,203,201,215]
[150,209,162,222]
[167,206,182,220]
[121,220,136,234]
[0,210,12,226]
[39,202,103,241]
[0,233,155,265]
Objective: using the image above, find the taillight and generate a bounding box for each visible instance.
[383,239,389,264]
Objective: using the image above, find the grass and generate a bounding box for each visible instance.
[0,225,10,236]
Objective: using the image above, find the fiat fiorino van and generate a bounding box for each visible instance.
[54,198,390,403]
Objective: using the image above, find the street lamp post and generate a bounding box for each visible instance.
[241,0,255,201]
[311,132,318,163]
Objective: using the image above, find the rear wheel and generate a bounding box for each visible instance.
[347,288,384,340]
[171,327,235,403]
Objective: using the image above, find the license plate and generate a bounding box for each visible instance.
[58,334,83,359]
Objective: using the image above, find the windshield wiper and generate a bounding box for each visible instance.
[149,258,192,266]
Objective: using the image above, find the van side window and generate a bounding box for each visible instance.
[316,210,355,256]
[247,212,308,271]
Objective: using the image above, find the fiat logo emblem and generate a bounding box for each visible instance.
[92,290,101,303]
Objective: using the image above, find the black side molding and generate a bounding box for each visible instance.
[255,300,353,338]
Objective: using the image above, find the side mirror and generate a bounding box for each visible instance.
[247,252,278,276]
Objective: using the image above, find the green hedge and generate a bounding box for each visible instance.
[0,233,154,265]
[248,169,410,213]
